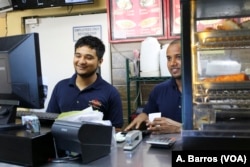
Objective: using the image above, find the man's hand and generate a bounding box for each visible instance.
[124,113,148,131]
[146,117,182,134]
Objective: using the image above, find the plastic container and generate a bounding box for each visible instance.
[140,37,160,76]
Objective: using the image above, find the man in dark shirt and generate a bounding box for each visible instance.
[125,39,182,134]
[46,36,123,129]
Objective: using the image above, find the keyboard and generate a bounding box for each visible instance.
[0,123,25,131]
[16,110,59,126]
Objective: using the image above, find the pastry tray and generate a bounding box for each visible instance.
[196,29,250,48]
[195,81,250,90]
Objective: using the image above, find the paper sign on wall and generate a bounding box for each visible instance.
[73,25,102,41]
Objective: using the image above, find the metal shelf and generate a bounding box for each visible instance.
[129,76,169,82]
[126,59,169,123]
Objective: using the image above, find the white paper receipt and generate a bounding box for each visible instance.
[148,112,161,122]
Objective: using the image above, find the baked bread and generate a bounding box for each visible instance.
[204,27,216,31]
[217,19,241,30]
[240,20,250,29]
[203,73,249,82]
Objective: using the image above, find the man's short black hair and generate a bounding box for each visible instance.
[75,35,105,60]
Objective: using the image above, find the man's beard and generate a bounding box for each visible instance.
[173,75,181,80]
[77,68,98,78]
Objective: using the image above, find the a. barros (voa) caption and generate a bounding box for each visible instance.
[172,151,249,167]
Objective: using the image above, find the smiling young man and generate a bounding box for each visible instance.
[46,36,123,129]
[124,39,182,134]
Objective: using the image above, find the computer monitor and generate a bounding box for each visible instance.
[0,33,45,124]
[0,0,13,13]
[64,0,94,5]
[11,0,94,10]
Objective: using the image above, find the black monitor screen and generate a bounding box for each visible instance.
[11,0,94,10]
[0,33,45,109]
[64,0,94,5]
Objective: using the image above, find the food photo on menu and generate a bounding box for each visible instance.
[116,0,156,10]
[111,0,164,39]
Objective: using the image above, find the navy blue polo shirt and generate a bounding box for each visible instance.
[46,73,124,128]
[143,77,182,123]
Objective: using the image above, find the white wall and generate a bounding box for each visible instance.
[25,13,110,112]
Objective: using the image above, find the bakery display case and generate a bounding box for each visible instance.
[181,0,250,150]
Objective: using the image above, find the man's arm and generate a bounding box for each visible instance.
[108,88,124,129]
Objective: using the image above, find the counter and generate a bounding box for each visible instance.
[0,133,181,167]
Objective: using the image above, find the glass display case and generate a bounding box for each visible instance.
[181,0,250,150]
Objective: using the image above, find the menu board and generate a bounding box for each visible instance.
[170,0,181,35]
[109,0,164,41]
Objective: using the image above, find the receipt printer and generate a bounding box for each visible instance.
[51,120,112,164]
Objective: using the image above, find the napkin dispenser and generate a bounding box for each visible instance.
[51,120,112,164]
